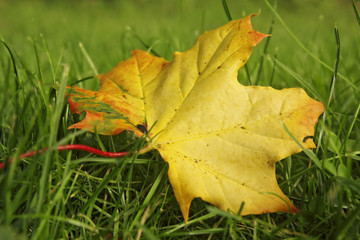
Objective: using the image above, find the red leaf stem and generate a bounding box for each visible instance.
[0,144,130,170]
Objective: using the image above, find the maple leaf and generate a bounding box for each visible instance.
[66,15,324,222]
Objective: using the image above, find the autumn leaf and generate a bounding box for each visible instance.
[66,15,324,222]
[66,51,167,136]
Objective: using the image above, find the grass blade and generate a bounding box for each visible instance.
[264,0,358,92]
[79,42,99,76]
[127,27,161,57]
[327,26,340,107]
[255,0,277,85]
[41,34,56,83]
[222,0,232,21]
[352,0,360,27]
[1,40,19,88]
[128,166,167,234]
[281,122,323,171]
[254,18,275,85]
[270,57,321,100]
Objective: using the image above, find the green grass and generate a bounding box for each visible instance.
[1,0,360,239]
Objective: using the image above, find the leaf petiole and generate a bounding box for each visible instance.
[0,144,133,170]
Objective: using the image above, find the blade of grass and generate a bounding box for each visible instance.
[264,0,358,92]
[342,101,360,153]
[127,166,167,234]
[69,76,95,86]
[32,38,47,107]
[81,161,125,216]
[222,0,232,21]
[281,122,323,171]
[1,52,42,225]
[159,213,217,236]
[316,26,341,156]
[352,0,360,27]
[268,49,278,86]
[270,57,321,100]
[1,40,19,85]
[327,26,340,107]
[79,42,99,76]
[80,135,148,219]
[35,63,69,233]
[254,18,274,86]
[15,214,100,233]
[244,64,252,85]
[32,170,74,239]
[255,0,277,85]
[41,34,56,83]
[126,27,161,57]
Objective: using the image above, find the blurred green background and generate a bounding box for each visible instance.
[0,0,358,69]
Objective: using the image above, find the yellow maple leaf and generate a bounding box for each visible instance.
[67,15,324,222]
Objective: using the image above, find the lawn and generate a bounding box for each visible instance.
[1,0,360,239]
